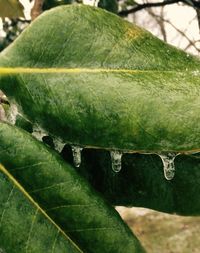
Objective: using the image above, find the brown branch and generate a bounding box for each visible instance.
[196,9,200,33]
[184,39,200,51]
[147,7,167,42]
[151,12,200,52]
[118,0,200,16]
[31,0,44,20]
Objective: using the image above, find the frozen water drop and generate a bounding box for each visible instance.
[71,145,83,167]
[110,150,122,173]
[32,125,47,141]
[54,138,65,153]
[7,104,18,124]
[159,153,177,180]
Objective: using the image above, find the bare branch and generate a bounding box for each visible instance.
[31,0,44,20]
[196,9,200,33]
[147,7,167,42]
[118,0,200,16]
[150,12,200,52]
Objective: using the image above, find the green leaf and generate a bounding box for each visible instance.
[0,0,24,18]
[0,121,145,253]
[0,4,199,153]
[0,164,82,253]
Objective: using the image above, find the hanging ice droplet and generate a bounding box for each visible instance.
[110,150,123,173]
[54,138,65,153]
[159,153,177,180]
[71,146,83,167]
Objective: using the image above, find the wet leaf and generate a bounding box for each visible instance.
[0,121,145,253]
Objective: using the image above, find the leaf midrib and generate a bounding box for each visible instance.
[0,67,198,74]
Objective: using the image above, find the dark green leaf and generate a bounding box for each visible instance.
[0,121,145,253]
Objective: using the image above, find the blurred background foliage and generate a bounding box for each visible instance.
[0,1,199,252]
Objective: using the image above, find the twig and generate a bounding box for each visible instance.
[31,0,44,20]
[151,12,200,52]
[118,0,200,16]
[17,18,31,23]
[196,9,200,34]
[147,7,167,42]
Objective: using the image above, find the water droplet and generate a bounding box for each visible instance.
[110,150,123,173]
[71,145,83,167]
[7,104,18,124]
[53,138,65,152]
[32,125,47,141]
[158,153,177,180]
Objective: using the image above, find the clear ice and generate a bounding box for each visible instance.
[110,150,123,173]
[159,153,177,180]
[71,145,83,167]
[32,125,47,141]
[54,138,65,153]
[7,104,18,124]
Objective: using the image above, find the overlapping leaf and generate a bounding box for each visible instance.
[0,122,145,253]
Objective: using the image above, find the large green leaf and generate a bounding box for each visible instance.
[0,121,145,253]
[0,164,82,253]
[0,4,199,153]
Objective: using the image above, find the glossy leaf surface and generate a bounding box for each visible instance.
[0,5,199,153]
[0,121,145,253]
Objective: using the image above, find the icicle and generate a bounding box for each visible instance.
[32,125,47,141]
[71,146,83,167]
[110,150,123,173]
[7,104,18,125]
[159,153,177,180]
[54,138,65,153]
